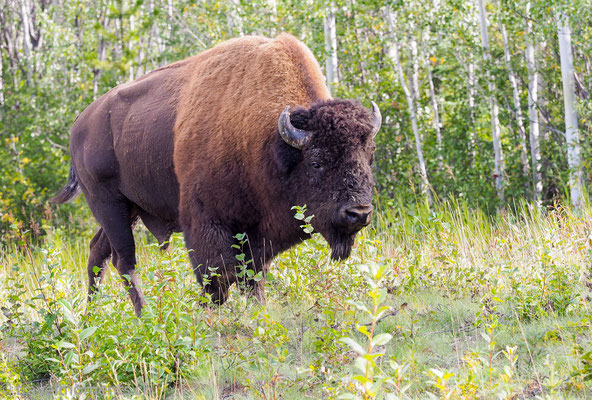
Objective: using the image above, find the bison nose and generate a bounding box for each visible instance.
[337,204,373,233]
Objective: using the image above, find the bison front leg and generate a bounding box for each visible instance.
[184,223,236,305]
[184,215,271,305]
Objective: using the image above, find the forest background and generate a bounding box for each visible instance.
[1,0,591,238]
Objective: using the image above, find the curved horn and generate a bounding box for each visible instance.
[278,106,312,150]
[370,101,382,138]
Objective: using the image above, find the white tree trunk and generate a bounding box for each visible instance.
[226,0,243,37]
[427,66,443,168]
[501,22,529,178]
[477,0,504,203]
[526,1,542,206]
[556,11,582,209]
[129,13,135,81]
[19,0,32,84]
[267,0,277,35]
[0,55,4,106]
[385,10,432,206]
[410,38,420,114]
[93,34,106,97]
[163,0,174,63]
[93,6,109,96]
[324,3,338,88]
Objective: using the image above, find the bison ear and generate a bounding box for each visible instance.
[272,135,303,175]
[287,107,312,131]
[273,106,310,174]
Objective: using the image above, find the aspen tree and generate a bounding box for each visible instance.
[556,10,582,209]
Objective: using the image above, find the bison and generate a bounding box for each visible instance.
[53,33,381,315]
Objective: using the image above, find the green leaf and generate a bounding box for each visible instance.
[375,306,391,320]
[79,326,97,341]
[363,352,383,361]
[57,299,76,325]
[372,333,393,347]
[354,356,371,373]
[357,325,369,336]
[346,299,371,314]
[339,337,365,354]
[63,349,74,367]
[82,363,99,375]
[57,341,76,349]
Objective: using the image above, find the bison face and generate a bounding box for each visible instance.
[276,99,381,260]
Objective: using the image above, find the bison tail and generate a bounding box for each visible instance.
[51,165,81,204]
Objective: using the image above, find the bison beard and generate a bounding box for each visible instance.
[52,33,381,315]
[329,233,357,261]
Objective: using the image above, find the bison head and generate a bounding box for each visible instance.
[275,99,381,260]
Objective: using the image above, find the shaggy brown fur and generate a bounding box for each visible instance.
[53,33,379,314]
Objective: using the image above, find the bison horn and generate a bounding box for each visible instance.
[278,106,312,150]
[370,101,382,138]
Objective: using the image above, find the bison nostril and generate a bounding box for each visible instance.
[339,204,373,230]
[345,209,366,223]
[345,210,358,222]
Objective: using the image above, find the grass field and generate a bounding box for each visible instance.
[2,200,592,399]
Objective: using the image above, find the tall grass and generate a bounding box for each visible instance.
[1,199,592,398]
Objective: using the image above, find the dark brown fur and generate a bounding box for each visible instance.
[53,34,378,314]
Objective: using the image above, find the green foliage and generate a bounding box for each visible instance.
[1,235,211,396]
[292,205,314,234]
[1,202,592,397]
[338,261,395,399]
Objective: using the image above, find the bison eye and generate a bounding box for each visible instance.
[311,161,322,169]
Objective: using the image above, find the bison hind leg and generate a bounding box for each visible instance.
[193,263,235,305]
[87,228,112,299]
[85,196,145,316]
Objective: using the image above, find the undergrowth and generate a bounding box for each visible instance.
[1,200,592,399]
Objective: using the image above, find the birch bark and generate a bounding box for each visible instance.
[525,1,542,205]
[226,0,243,37]
[556,11,582,209]
[324,2,338,89]
[427,66,443,168]
[129,13,135,81]
[19,0,32,84]
[0,51,4,107]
